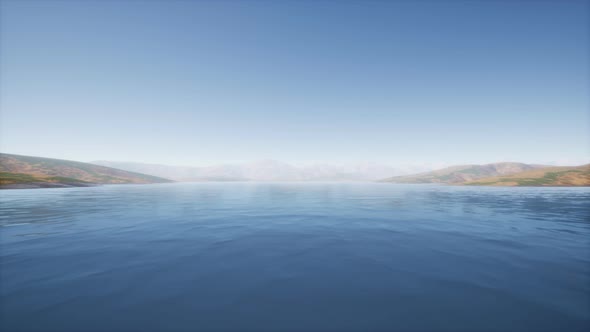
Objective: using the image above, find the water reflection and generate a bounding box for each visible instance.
[0,183,589,331]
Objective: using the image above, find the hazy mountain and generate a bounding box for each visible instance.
[92,160,425,182]
[1,154,172,189]
[464,164,590,186]
[379,162,548,184]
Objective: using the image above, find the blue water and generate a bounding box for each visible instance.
[1,183,589,332]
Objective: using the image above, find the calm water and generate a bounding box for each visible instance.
[1,183,589,332]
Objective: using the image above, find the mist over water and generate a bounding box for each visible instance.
[1,183,589,331]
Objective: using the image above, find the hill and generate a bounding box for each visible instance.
[464,165,590,186]
[0,154,172,189]
[379,162,547,184]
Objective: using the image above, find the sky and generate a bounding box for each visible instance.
[1,0,588,167]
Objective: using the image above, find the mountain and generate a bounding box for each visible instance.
[464,164,590,186]
[92,160,427,182]
[379,162,547,184]
[0,154,172,189]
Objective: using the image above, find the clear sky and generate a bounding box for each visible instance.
[1,0,588,166]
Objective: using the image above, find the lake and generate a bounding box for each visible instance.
[1,183,589,331]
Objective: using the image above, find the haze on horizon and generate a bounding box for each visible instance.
[0,0,588,167]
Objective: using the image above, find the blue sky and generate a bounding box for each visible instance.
[1,0,588,166]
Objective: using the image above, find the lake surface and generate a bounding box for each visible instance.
[1,183,589,332]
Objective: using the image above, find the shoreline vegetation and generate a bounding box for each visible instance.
[1,153,588,189]
[462,165,590,187]
[0,172,96,189]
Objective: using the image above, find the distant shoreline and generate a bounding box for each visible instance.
[1,181,589,190]
[0,182,98,190]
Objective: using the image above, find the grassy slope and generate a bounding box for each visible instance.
[0,171,92,186]
[380,163,544,184]
[0,153,173,186]
[464,165,590,186]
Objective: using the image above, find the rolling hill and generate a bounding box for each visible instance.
[0,153,172,189]
[379,162,547,184]
[464,164,590,186]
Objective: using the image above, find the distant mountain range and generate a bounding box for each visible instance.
[380,162,590,186]
[2,154,587,189]
[91,160,430,182]
[379,162,545,184]
[0,154,172,189]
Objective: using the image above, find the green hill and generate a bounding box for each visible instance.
[0,153,172,189]
[380,162,546,184]
[464,165,590,186]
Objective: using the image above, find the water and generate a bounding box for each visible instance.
[1,183,589,332]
